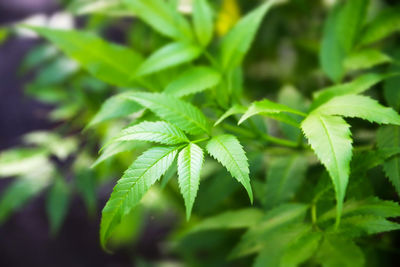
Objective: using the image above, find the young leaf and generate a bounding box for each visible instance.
[360,6,400,46]
[219,0,277,70]
[125,92,210,135]
[46,176,70,235]
[238,99,306,126]
[344,49,392,71]
[214,104,247,126]
[165,66,221,97]
[100,146,179,249]
[315,95,400,125]
[206,134,253,202]
[26,27,143,87]
[188,208,264,233]
[315,236,365,267]
[193,0,214,47]
[301,114,353,222]
[377,125,400,195]
[88,92,142,128]
[136,42,202,76]
[336,215,400,237]
[177,143,204,220]
[264,155,308,209]
[123,0,193,40]
[115,121,189,145]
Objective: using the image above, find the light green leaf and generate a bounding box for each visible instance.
[301,114,353,222]
[336,215,400,237]
[0,177,49,224]
[239,99,306,126]
[188,208,264,233]
[68,0,130,16]
[214,104,247,126]
[360,6,400,46]
[315,95,400,125]
[206,134,253,202]
[100,146,179,249]
[46,176,70,235]
[344,49,392,71]
[123,0,193,40]
[92,141,140,167]
[177,143,204,220]
[88,93,142,128]
[315,236,365,267]
[136,42,202,77]
[377,125,400,195]
[193,0,214,46]
[264,155,308,209]
[0,148,49,177]
[220,0,277,70]
[27,27,143,87]
[115,121,189,145]
[165,66,221,97]
[125,92,210,135]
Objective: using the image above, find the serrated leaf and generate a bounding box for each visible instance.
[315,236,365,267]
[319,197,400,222]
[344,49,392,71]
[220,0,277,70]
[193,0,214,46]
[123,0,193,40]
[360,6,400,46]
[312,72,391,109]
[177,143,204,220]
[206,134,253,202]
[125,92,210,135]
[165,66,221,97]
[46,176,70,235]
[115,121,189,145]
[377,125,400,195]
[239,99,306,126]
[136,42,202,76]
[264,155,308,209]
[27,27,143,87]
[88,93,142,128]
[100,146,179,249]
[335,215,400,237]
[315,95,400,125]
[92,141,140,168]
[301,114,353,222]
[188,208,264,233]
[214,104,247,126]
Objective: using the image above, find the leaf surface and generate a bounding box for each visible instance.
[193,0,214,46]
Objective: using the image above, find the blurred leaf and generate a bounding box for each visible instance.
[344,49,391,71]
[216,0,240,36]
[46,176,70,235]
[193,0,214,47]
[68,0,130,16]
[21,44,58,72]
[334,215,400,237]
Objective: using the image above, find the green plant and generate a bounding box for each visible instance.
[2,0,400,265]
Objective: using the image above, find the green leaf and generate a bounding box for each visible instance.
[315,95,400,125]
[100,146,179,249]
[301,114,353,222]
[336,215,400,237]
[384,53,400,111]
[377,125,400,195]
[319,197,400,222]
[188,208,264,233]
[115,121,189,145]
[88,93,142,128]
[320,4,346,82]
[312,72,392,109]
[344,49,392,71]
[177,143,204,220]
[27,27,143,87]
[92,141,140,167]
[165,66,221,97]
[125,92,210,135]
[264,155,308,209]
[206,134,253,202]
[0,148,50,177]
[360,7,400,46]
[0,177,49,224]
[214,104,247,126]
[46,176,70,235]
[239,99,306,126]
[136,42,202,77]
[123,0,193,40]
[193,0,214,46]
[315,236,365,267]
[219,0,277,70]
